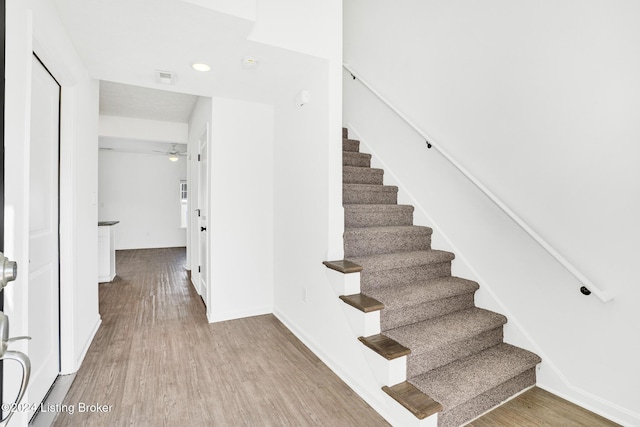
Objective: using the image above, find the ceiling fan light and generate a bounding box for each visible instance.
[168,154,179,162]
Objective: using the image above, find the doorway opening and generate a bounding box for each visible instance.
[96,82,208,309]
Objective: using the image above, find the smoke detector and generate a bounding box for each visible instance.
[156,70,175,85]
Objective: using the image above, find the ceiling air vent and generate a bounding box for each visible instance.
[156,70,175,85]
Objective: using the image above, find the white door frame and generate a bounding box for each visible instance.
[32,41,82,378]
[197,125,211,319]
[4,13,87,418]
[26,53,61,416]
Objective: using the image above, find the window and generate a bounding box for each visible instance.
[180,181,188,202]
[180,180,188,228]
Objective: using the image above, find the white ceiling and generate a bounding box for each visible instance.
[99,81,199,123]
[55,0,324,152]
[53,0,324,103]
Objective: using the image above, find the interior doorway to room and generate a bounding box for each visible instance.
[97,82,197,295]
[27,53,62,417]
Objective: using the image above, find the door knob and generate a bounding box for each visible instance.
[0,252,18,291]
[0,350,30,427]
[0,312,31,427]
[200,226,207,232]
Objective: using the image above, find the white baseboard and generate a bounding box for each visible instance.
[69,315,102,374]
[273,307,437,427]
[207,305,272,323]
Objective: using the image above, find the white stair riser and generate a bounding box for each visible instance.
[341,304,381,337]
[360,345,407,387]
[325,268,361,296]
[381,391,439,427]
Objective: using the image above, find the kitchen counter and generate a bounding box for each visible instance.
[98,221,119,282]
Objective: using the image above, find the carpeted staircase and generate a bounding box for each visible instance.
[335,128,541,427]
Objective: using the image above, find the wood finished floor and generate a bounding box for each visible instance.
[469,386,621,427]
[53,248,389,427]
[53,248,621,427]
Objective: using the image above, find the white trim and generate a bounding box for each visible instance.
[70,317,102,374]
[536,383,637,427]
[190,275,201,295]
[461,385,535,426]
[274,308,438,427]
[199,123,212,321]
[58,84,78,375]
[273,309,396,426]
[343,64,612,304]
[43,60,80,377]
[208,306,273,324]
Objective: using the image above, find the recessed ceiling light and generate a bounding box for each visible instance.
[192,62,211,72]
[241,56,259,69]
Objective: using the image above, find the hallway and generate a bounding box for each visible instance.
[52,248,388,426]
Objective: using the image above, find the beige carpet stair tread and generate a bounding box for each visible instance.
[344,204,414,213]
[344,204,414,228]
[366,276,479,311]
[348,250,455,273]
[343,151,372,167]
[344,226,433,257]
[343,183,398,193]
[339,294,384,312]
[344,225,433,237]
[382,382,443,420]
[343,165,384,173]
[383,308,507,356]
[343,138,360,152]
[358,334,411,360]
[410,343,542,410]
[343,184,399,205]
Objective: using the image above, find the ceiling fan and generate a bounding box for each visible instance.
[154,144,187,162]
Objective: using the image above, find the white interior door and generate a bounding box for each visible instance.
[27,54,60,412]
[198,131,208,307]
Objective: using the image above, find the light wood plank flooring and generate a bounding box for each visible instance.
[469,387,621,426]
[53,247,621,427]
[53,248,389,426]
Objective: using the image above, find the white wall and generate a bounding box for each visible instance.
[271,63,398,420]
[200,97,274,322]
[4,0,100,423]
[63,80,101,373]
[98,150,187,250]
[344,0,640,425]
[258,2,411,426]
[248,0,344,260]
[250,0,340,60]
[99,115,188,143]
[250,2,416,425]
